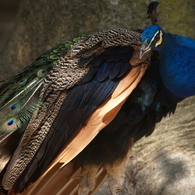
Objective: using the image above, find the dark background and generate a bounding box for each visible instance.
[0,0,20,53]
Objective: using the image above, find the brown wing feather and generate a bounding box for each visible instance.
[58,46,149,164]
[9,49,149,195]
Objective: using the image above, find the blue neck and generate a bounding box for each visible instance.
[155,32,195,99]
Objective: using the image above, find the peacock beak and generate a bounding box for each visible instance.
[140,39,151,59]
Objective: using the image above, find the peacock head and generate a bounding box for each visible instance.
[140,24,163,58]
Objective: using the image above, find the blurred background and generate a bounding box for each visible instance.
[0,0,20,53]
[1,0,195,79]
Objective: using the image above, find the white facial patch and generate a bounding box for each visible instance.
[149,30,163,48]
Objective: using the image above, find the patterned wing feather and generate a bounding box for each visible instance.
[1,29,147,194]
[0,40,80,144]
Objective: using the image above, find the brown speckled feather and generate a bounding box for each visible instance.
[1,28,152,195]
[8,43,149,195]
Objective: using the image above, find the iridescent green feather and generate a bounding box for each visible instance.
[0,37,83,143]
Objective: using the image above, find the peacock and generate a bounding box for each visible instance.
[0,1,194,194]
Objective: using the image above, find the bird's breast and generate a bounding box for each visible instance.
[159,45,195,98]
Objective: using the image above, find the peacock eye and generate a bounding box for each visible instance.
[154,35,160,42]
[7,119,15,126]
[18,78,27,84]
[8,104,20,115]
[153,30,163,47]
[2,118,20,133]
[11,105,18,110]
[37,69,48,77]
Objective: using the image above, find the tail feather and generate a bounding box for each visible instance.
[7,162,107,195]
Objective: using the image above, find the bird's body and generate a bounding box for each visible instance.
[0,2,195,195]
